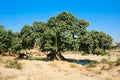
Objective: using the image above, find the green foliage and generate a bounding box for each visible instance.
[39,11,87,60]
[101,58,115,69]
[11,32,22,54]
[41,12,81,52]
[78,32,94,54]
[20,25,34,49]
[91,31,112,54]
[78,30,112,55]
[0,26,14,54]
[93,48,104,55]
[101,58,108,63]
[5,59,22,69]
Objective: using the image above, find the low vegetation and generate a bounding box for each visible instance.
[86,62,97,68]
[31,56,45,61]
[100,58,109,63]
[115,56,120,66]
[5,59,22,69]
[93,48,104,56]
[70,64,78,68]
[100,56,120,70]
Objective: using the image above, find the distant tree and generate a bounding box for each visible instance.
[0,25,5,54]
[77,30,112,55]
[91,30,112,55]
[0,25,15,54]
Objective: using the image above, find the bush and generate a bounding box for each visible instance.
[101,58,115,69]
[108,61,115,68]
[5,60,22,69]
[86,62,97,68]
[93,48,104,56]
[100,58,108,63]
[115,57,120,66]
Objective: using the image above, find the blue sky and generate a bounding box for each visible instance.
[0,0,120,42]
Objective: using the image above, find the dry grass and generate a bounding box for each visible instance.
[5,59,22,69]
[48,62,57,67]
[69,63,78,68]
[0,53,120,80]
[86,62,97,68]
[115,56,120,66]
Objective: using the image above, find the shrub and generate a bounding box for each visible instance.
[101,65,107,70]
[115,57,120,66]
[5,60,22,69]
[101,58,115,65]
[101,58,115,69]
[108,61,115,68]
[86,62,97,68]
[101,62,114,70]
[100,58,108,63]
[93,48,104,56]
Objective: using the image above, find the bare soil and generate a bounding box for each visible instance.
[0,53,120,80]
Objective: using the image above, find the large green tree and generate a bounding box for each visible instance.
[39,12,89,60]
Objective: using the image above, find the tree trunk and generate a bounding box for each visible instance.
[0,50,1,54]
[47,33,66,60]
[47,51,66,61]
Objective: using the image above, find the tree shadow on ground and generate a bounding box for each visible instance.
[38,57,99,66]
[28,56,99,66]
[17,55,99,66]
[65,58,99,65]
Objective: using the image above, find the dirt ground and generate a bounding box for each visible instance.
[0,53,120,80]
